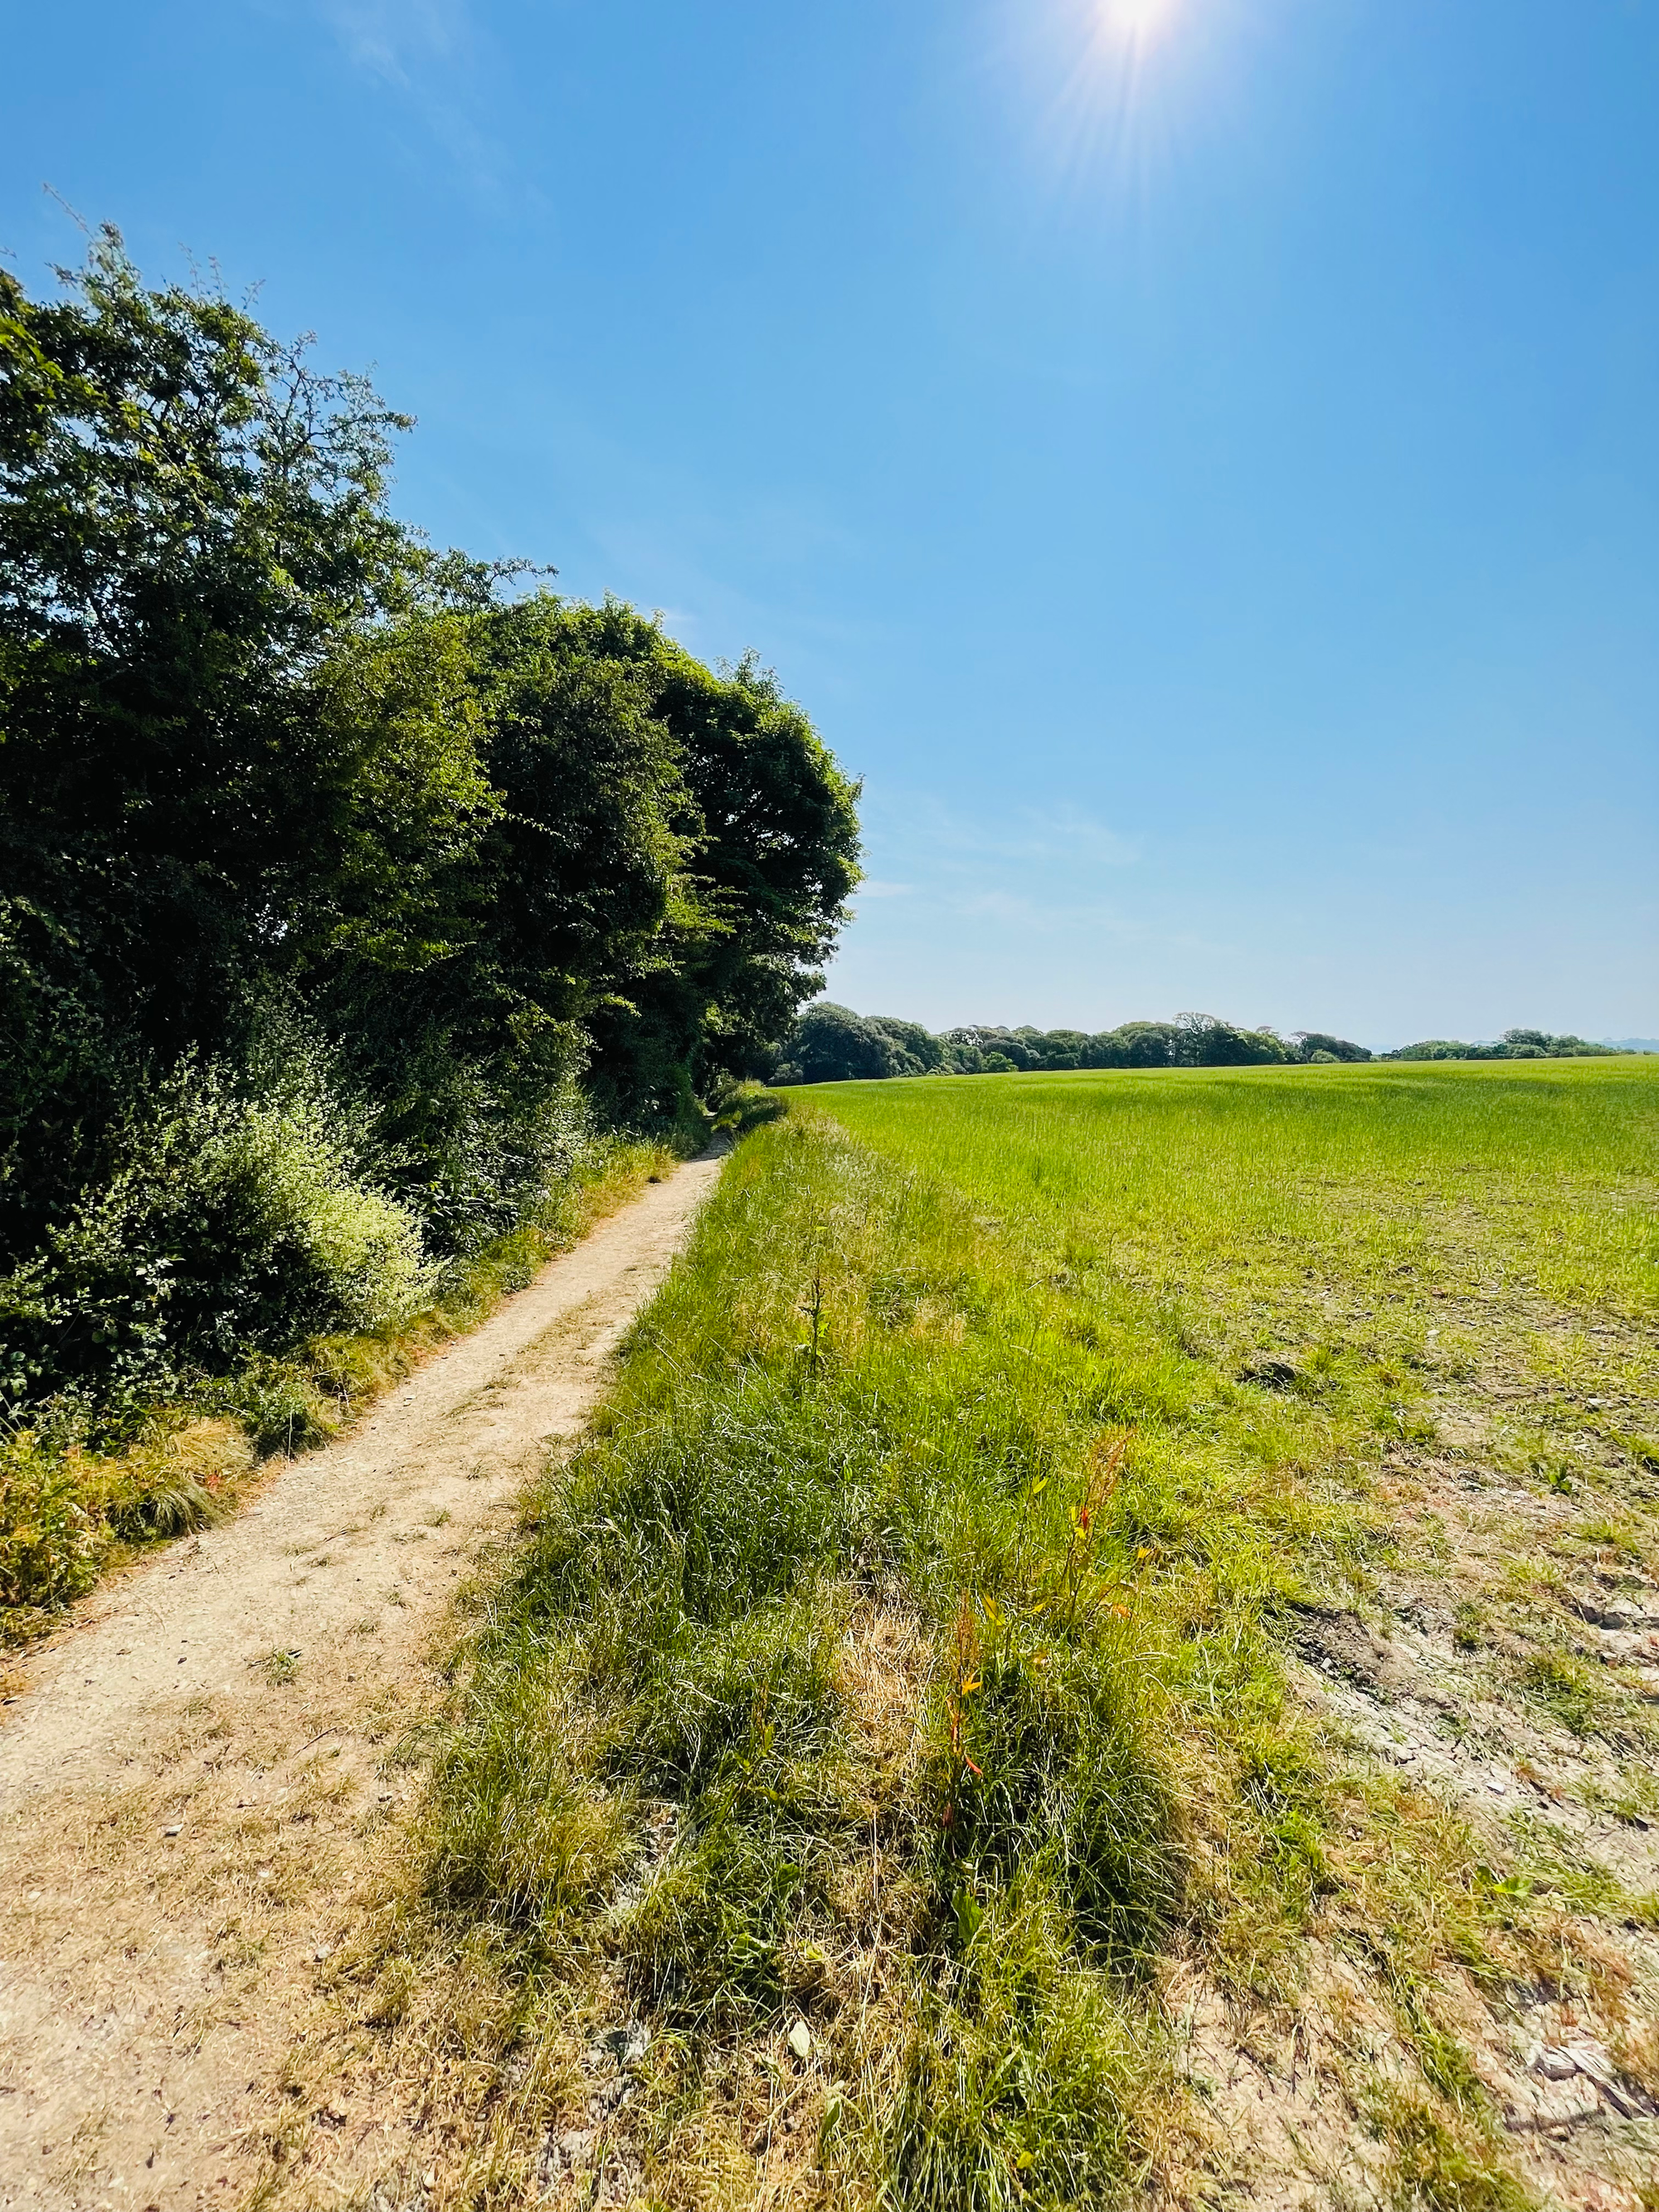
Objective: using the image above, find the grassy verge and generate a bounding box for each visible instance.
[0,1135,677,1644]
[272,1064,1658,2210]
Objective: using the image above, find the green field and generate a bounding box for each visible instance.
[818,1057,1658,1311]
[377,1059,1658,2210]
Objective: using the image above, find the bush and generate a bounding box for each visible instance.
[0,1053,432,1420]
[708,1078,786,1135]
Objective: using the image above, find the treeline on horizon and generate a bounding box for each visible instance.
[0,236,859,1431]
[775,1004,1623,1084]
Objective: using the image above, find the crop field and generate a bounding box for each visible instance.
[293,1059,1659,2212]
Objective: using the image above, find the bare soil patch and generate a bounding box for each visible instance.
[1170,1375,1659,2212]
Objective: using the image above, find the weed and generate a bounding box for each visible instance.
[1371,2089,1533,2212]
[1521,1648,1600,1737]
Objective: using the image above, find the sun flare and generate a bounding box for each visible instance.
[1098,0,1180,46]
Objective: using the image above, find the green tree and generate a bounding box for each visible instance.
[1088,1022,1179,1067]
[865,1014,946,1072]
[0,238,863,1412]
[554,608,862,1110]
[1292,1031,1371,1062]
[776,1003,907,1084]
[0,231,489,1257]
[1173,1014,1287,1067]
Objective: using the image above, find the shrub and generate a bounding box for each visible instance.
[0,1053,431,1420]
[708,1077,787,1135]
[0,1410,257,1636]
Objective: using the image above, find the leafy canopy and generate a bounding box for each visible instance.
[0,236,859,1407]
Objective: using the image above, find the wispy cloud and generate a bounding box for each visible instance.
[838,789,1160,951]
[321,0,470,87]
[951,887,1155,938]
[985,805,1139,868]
[882,795,1140,870]
[302,0,523,201]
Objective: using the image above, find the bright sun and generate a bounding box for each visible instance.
[1099,0,1180,45]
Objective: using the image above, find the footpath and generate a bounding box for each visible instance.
[0,1150,725,2211]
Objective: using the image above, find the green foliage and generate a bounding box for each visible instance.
[866,1014,951,1072]
[0,1425,110,1611]
[0,1024,432,1417]
[0,229,466,1252]
[708,1077,787,1135]
[1293,1029,1373,1062]
[772,1007,1373,1082]
[570,608,863,1100]
[1384,1029,1614,1062]
[775,1009,1632,1086]
[773,1002,917,1083]
[0,233,859,1435]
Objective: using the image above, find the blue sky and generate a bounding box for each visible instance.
[6,0,1655,1048]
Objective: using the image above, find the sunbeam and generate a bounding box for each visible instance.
[988,0,1233,212]
[1098,0,1181,50]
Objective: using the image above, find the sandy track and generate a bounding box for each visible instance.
[0,1150,723,2210]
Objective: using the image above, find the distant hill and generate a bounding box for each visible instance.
[1601,1038,1659,1053]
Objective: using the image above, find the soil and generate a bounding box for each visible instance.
[1178,1439,1659,2212]
[0,1151,726,2212]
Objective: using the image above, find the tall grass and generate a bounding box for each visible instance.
[414,1061,1658,2207]
[421,1113,1372,2202]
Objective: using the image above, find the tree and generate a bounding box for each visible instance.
[1292,1032,1371,1063]
[0,231,489,1260]
[941,1025,1037,1072]
[1172,1014,1287,1067]
[1,235,862,1364]
[1090,1022,1179,1068]
[775,1003,907,1084]
[438,604,862,1117]
[865,1015,947,1072]
[1382,1033,1613,1062]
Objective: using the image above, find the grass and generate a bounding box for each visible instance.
[261,1058,1659,2209]
[0,1134,677,1642]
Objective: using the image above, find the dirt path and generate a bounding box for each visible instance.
[0,1150,725,2212]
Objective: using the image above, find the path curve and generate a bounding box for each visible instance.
[0,1147,724,2208]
